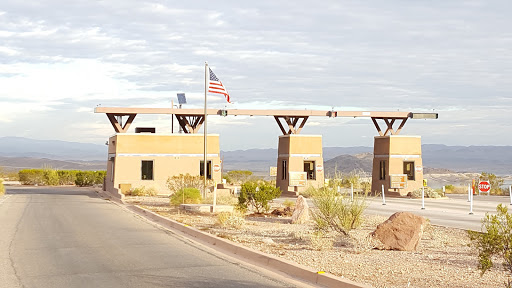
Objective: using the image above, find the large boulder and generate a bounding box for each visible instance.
[372,212,427,251]
[291,195,309,224]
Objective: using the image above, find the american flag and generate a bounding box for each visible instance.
[208,68,231,103]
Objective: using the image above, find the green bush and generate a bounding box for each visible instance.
[19,169,45,185]
[57,170,78,185]
[18,169,105,186]
[311,186,368,236]
[469,204,512,287]
[170,187,202,206]
[43,168,59,186]
[238,180,281,213]
[75,171,105,187]
[0,179,5,195]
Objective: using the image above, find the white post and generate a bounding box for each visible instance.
[467,183,471,202]
[509,186,512,205]
[337,186,340,194]
[442,185,445,196]
[203,62,208,199]
[381,184,386,205]
[421,187,425,210]
[469,189,474,215]
[350,183,354,202]
[213,181,217,213]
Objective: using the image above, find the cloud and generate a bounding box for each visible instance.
[0,0,511,147]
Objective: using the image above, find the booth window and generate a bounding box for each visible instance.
[403,161,415,180]
[282,160,287,180]
[379,160,386,180]
[200,160,212,179]
[141,160,154,180]
[304,160,316,180]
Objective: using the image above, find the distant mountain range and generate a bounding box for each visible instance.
[0,137,511,175]
[221,145,512,175]
[0,137,106,161]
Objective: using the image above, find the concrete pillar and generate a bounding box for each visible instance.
[371,135,424,197]
[276,135,324,195]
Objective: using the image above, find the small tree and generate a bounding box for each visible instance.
[166,174,213,195]
[479,172,505,195]
[238,180,281,213]
[469,204,512,287]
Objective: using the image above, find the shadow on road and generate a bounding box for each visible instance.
[5,185,101,198]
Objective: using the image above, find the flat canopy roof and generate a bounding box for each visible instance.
[95,106,437,135]
[94,107,437,119]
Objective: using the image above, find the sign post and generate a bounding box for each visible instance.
[478,180,491,195]
[421,187,425,210]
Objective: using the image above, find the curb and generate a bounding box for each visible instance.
[119,202,369,288]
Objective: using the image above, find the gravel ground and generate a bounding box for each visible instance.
[125,196,508,288]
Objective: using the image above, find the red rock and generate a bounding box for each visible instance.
[372,212,427,251]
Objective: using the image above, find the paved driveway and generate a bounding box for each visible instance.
[0,186,299,288]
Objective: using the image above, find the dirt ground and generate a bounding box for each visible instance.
[125,196,508,288]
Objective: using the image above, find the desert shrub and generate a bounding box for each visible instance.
[216,211,245,229]
[74,171,105,187]
[42,168,59,186]
[444,184,455,192]
[128,186,157,196]
[75,171,95,186]
[409,187,442,198]
[57,170,78,185]
[19,169,44,185]
[93,171,106,184]
[0,179,5,195]
[468,204,512,287]
[283,199,295,209]
[238,180,281,213]
[479,172,505,195]
[167,174,213,195]
[170,187,202,206]
[311,186,368,236]
[300,186,317,198]
[202,190,238,205]
[309,231,334,251]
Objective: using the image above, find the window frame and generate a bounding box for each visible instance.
[141,160,154,181]
[379,160,386,180]
[403,161,415,181]
[200,160,213,180]
[303,160,316,180]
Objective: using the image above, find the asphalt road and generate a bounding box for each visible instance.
[0,186,298,288]
[364,193,512,231]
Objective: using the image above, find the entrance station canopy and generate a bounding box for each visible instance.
[94,107,438,136]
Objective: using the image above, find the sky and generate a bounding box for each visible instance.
[0,0,511,151]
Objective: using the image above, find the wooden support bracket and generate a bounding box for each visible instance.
[106,113,137,133]
[274,116,309,135]
[371,117,408,136]
[175,115,205,134]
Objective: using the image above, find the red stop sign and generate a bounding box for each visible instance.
[478,181,491,193]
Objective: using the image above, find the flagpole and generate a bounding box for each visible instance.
[204,62,208,197]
